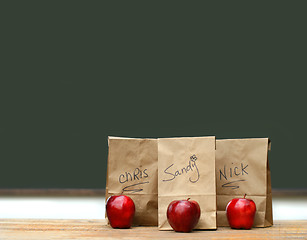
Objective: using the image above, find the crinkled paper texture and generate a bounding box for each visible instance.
[216,138,273,227]
[158,136,217,230]
[106,136,158,226]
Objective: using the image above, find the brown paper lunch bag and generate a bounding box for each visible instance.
[216,138,273,227]
[158,136,217,230]
[105,136,158,226]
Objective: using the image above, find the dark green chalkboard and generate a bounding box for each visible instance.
[0,1,306,190]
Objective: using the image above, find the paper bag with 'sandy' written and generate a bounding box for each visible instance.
[216,138,273,227]
[106,136,158,226]
[158,136,217,230]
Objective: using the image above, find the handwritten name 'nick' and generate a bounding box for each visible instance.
[219,163,248,181]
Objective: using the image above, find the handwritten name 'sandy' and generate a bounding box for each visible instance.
[162,154,200,183]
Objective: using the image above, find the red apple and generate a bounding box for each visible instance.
[226,194,256,229]
[106,195,135,228]
[167,198,201,232]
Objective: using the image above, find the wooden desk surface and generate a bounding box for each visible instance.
[0,219,306,239]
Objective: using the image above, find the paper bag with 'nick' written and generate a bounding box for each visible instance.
[216,138,273,227]
[106,136,158,226]
[158,136,217,230]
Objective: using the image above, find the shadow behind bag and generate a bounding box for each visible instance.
[216,138,273,227]
[105,136,158,226]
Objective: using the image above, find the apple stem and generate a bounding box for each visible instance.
[244,194,247,199]
[187,198,190,201]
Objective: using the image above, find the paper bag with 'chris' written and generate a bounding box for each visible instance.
[106,136,158,226]
[216,138,273,227]
[158,136,217,230]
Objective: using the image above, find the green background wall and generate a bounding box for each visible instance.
[1,1,306,189]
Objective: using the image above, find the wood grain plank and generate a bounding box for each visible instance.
[0,219,306,239]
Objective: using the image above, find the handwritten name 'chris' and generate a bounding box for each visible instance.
[119,168,148,184]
